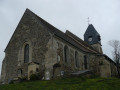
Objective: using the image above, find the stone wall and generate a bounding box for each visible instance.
[89,55,111,77]
[110,62,118,76]
[51,36,90,78]
[99,57,111,77]
[91,44,103,54]
[1,10,51,83]
[28,62,39,80]
[1,57,7,83]
[49,36,114,78]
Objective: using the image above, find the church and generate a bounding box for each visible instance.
[0,9,118,83]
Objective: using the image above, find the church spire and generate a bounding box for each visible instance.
[84,24,101,45]
[84,24,102,53]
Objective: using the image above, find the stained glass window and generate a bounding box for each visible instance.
[84,55,88,69]
[64,46,69,63]
[24,44,29,63]
[75,51,79,67]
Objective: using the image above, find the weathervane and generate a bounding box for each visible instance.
[87,17,90,25]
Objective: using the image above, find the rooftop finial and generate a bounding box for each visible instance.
[87,17,90,26]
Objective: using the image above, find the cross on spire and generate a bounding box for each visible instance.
[87,17,90,25]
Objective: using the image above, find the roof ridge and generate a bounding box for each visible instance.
[84,24,100,36]
[27,8,65,34]
[66,33,98,53]
[65,30,99,53]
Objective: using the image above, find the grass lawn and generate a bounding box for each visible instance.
[0,77,120,90]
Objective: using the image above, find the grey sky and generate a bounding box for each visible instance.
[0,0,120,74]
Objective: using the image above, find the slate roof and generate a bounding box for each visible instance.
[84,24,100,36]
[65,30,99,53]
[97,54,116,66]
[84,24,101,45]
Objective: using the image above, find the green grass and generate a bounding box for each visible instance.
[0,77,120,90]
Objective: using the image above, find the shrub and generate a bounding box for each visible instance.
[19,76,28,82]
[30,74,39,81]
[9,80,13,84]
[37,72,44,80]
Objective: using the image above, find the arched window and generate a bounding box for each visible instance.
[24,44,29,63]
[64,46,69,63]
[84,55,88,69]
[98,35,101,41]
[75,51,79,68]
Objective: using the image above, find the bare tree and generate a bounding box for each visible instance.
[108,40,120,65]
[108,40,120,76]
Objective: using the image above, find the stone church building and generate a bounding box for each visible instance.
[1,9,118,83]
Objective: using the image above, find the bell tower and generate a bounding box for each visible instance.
[84,24,103,53]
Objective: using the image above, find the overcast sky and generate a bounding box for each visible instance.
[0,0,120,74]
